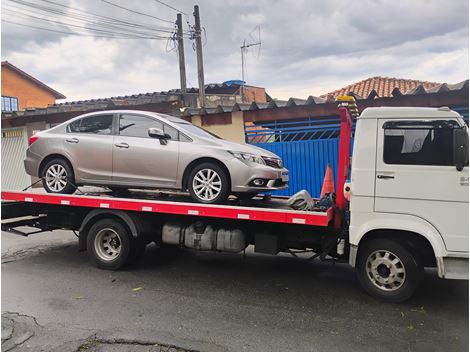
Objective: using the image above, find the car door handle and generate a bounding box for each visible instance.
[377,174,395,179]
[66,138,79,143]
[114,142,129,149]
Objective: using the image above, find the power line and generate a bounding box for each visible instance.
[4,0,193,40]
[7,0,189,35]
[1,19,145,39]
[100,0,175,24]
[2,7,169,39]
[153,0,188,15]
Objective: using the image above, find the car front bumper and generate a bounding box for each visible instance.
[227,158,289,193]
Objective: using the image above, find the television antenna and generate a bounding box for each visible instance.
[240,26,261,101]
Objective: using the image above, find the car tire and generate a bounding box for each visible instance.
[87,218,145,270]
[188,162,230,204]
[42,158,76,194]
[356,238,423,303]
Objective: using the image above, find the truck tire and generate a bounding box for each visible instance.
[86,218,144,270]
[42,158,76,194]
[356,238,423,303]
[188,162,230,204]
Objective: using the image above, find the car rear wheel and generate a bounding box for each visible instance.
[42,158,76,194]
[188,163,230,204]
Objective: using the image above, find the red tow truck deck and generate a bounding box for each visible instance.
[1,100,354,282]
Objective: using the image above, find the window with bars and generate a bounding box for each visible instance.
[1,96,19,112]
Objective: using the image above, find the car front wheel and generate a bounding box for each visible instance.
[188,162,230,204]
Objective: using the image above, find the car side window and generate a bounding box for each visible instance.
[119,114,162,138]
[163,124,179,140]
[67,115,113,134]
[119,114,183,141]
[383,120,457,166]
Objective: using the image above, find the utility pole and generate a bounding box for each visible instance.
[193,5,205,107]
[176,13,187,94]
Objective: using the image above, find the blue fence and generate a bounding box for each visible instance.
[254,138,340,197]
[245,117,347,197]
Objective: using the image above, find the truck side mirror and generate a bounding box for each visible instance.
[453,127,468,171]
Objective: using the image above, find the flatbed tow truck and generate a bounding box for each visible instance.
[2,98,468,302]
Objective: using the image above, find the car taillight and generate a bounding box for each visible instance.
[29,135,39,146]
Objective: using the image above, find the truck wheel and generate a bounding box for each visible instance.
[87,218,144,270]
[356,238,423,303]
[188,163,230,204]
[42,158,76,194]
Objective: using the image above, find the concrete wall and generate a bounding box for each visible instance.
[1,66,57,110]
[191,111,246,143]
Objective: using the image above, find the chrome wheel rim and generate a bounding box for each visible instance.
[94,228,122,261]
[366,250,406,291]
[45,164,67,192]
[192,168,222,201]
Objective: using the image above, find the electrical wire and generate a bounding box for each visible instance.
[2,8,169,39]
[100,0,175,24]
[6,0,192,37]
[7,0,182,33]
[153,0,188,15]
[1,19,132,38]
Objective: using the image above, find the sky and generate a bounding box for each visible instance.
[1,0,469,102]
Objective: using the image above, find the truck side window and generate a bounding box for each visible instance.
[383,120,457,166]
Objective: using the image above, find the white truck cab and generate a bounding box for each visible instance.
[349,106,468,301]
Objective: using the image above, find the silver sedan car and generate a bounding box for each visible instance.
[24,110,289,204]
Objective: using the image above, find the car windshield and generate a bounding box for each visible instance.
[174,122,223,140]
[152,112,222,139]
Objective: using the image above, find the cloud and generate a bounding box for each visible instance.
[1,0,468,101]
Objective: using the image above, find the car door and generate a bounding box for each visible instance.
[374,118,469,252]
[64,114,114,181]
[112,113,179,187]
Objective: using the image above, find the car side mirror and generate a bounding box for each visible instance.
[148,128,171,145]
[453,127,468,171]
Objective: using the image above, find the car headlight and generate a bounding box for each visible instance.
[229,151,266,165]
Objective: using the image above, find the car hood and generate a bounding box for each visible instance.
[205,138,280,159]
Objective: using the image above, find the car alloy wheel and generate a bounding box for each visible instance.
[192,168,222,202]
[45,164,68,192]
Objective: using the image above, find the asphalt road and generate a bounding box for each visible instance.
[1,230,468,352]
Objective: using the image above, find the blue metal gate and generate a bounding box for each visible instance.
[245,118,348,197]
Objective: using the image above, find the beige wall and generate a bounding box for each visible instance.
[191,111,246,143]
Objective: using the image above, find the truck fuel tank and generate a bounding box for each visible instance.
[162,221,247,253]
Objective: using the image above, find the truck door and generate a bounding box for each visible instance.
[374,119,469,252]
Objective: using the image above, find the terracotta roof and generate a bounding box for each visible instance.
[321,76,441,99]
[1,61,66,99]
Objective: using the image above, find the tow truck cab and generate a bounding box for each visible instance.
[349,107,469,289]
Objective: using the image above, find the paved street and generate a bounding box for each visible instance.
[1,230,468,352]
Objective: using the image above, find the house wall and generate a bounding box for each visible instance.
[1,66,57,110]
[243,86,267,103]
[191,111,246,143]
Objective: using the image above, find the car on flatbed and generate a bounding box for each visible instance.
[24,110,289,204]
